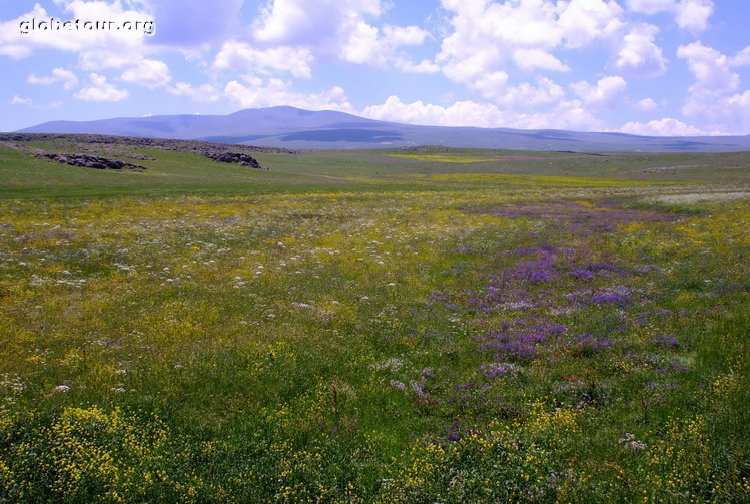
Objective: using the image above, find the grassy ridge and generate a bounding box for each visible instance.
[0,140,749,502]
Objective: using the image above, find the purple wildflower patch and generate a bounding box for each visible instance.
[447,421,462,442]
[421,368,435,380]
[487,333,539,362]
[570,269,595,281]
[533,322,567,337]
[591,292,629,305]
[389,380,406,391]
[481,362,520,379]
[411,382,426,397]
[653,334,680,349]
[586,262,621,273]
[574,333,616,356]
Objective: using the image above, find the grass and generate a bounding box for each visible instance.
[1,139,749,502]
[385,153,501,163]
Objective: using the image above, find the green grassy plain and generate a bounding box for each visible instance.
[1,140,749,502]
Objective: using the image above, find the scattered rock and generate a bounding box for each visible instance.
[0,132,297,156]
[35,152,147,170]
[203,151,264,169]
[3,133,295,171]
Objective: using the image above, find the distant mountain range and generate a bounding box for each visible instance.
[16,106,750,152]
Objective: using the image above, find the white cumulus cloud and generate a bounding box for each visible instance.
[626,0,714,33]
[361,94,605,131]
[9,95,63,109]
[497,77,567,107]
[634,97,659,111]
[674,0,714,33]
[254,0,384,46]
[730,46,750,67]
[10,96,35,106]
[571,75,627,110]
[393,58,440,74]
[512,48,570,72]
[436,0,629,102]
[28,68,80,90]
[615,24,668,78]
[625,0,676,15]
[121,58,171,88]
[557,0,625,49]
[168,82,222,103]
[362,95,506,128]
[676,42,750,133]
[223,77,352,111]
[620,117,709,136]
[73,73,129,101]
[214,40,314,78]
[338,21,382,64]
[382,25,429,47]
[251,0,429,70]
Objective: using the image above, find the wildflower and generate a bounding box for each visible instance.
[592,292,628,305]
[571,268,594,281]
[575,333,616,354]
[372,358,404,372]
[389,380,406,390]
[54,385,70,393]
[447,421,462,442]
[1,374,25,394]
[420,367,435,379]
[411,382,426,396]
[481,362,520,379]
[653,334,680,349]
[619,432,647,450]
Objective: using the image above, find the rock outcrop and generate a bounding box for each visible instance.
[203,151,263,169]
[35,153,147,170]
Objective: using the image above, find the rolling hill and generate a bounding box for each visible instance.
[17,105,750,152]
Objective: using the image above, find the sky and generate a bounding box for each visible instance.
[1,0,749,135]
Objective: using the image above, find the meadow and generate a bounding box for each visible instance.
[0,138,749,502]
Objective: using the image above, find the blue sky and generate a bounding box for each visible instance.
[1,0,748,135]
